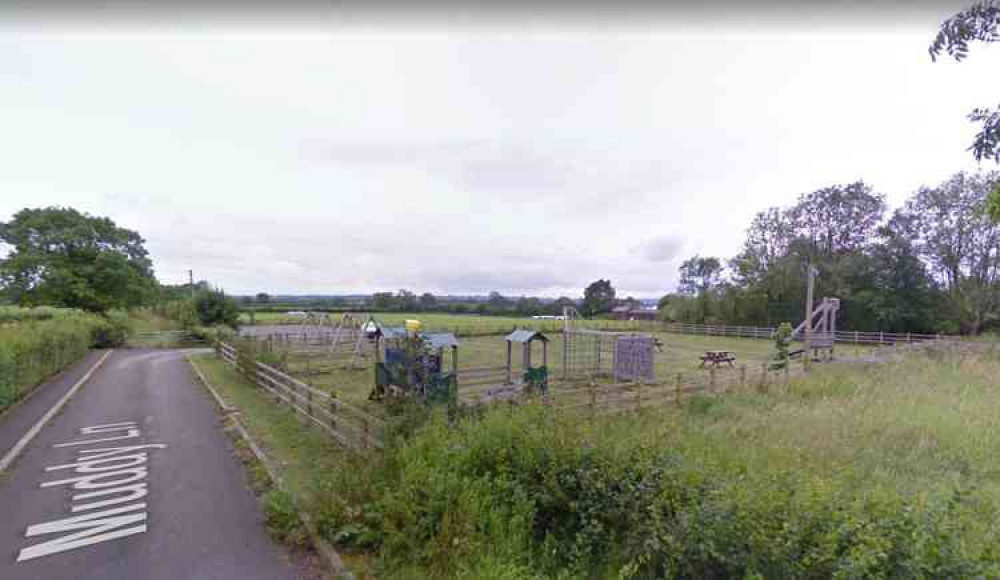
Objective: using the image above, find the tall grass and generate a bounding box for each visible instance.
[0,307,122,412]
[311,344,1000,578]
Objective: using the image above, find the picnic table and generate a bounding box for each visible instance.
[699,350,735,368]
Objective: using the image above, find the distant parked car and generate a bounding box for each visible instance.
[286,311,307,317]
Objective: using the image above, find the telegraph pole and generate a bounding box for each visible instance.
[189,270,195,298]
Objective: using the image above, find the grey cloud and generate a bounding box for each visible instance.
[315,139,679,216]
[633,235,685,263]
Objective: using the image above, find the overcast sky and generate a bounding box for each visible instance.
[2,4,999,298]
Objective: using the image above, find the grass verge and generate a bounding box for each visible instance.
[189,354,373,578]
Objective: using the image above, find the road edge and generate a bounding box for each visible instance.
[186,354,355,580]
[0,349,113,473]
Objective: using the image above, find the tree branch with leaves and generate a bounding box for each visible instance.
[931,1,1000,164]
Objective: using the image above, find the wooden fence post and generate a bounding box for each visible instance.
[589,381,597,417]
[329,395,337,430]
[635,380,642,412]
[306,386,313,421]
[709,367,716,394]
[759,362,768,393]
[675,373,682,407]
[739,364,747,389]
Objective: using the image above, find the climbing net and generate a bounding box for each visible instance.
[561,307,656,381]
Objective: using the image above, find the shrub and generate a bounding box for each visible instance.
[91,310,129,348]
[325,401,1000,578]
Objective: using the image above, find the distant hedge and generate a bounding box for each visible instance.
[0,307,126,413]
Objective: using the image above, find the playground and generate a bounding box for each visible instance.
[233,271,896,420]
[236,310,882,418]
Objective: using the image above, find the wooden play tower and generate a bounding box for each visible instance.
[792,265,840,360]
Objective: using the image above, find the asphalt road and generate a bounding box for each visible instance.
[0,348,303,580]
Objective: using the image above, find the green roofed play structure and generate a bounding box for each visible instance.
[505,329,549,394]
[369,317,459,405]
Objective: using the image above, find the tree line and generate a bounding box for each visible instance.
[661,171,1000,334]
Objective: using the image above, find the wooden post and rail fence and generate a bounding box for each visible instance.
[241,321,948,347]
[216,341,384,453]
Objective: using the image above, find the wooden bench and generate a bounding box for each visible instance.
[699,350,735,368]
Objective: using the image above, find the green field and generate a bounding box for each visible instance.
[241,310,659,335]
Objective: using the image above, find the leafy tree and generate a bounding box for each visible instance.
[372,292,396,311]
[193,288,240,328]
[0,207,156,312]
[865,217,940,332]
[731,207,793,287]
[396,289,418,312]
[549,296,576,316]
[418,292,437,311]
[678,256,723,295]
[619,296,640,310]
[787,181,886,257]
[256,292,270,303]
[582,279,615,317]
[487,291,510,313]
[515,296,543,316]
[159,280,208,302]
[930,0,1000,163]
[987,184,1000,222]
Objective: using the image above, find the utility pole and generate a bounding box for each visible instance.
[189,270,195,299]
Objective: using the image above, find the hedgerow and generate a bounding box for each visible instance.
[0,306,126,412]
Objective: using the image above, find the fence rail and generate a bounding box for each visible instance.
[547,355,810,416]
[545,340,940,416]
[217,341,384,452]
[239,320,951,347]
[646,323,944,345]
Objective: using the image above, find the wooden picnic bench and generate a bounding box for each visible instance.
[699,350,735,368]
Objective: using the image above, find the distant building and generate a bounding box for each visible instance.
[611,306,658,321]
